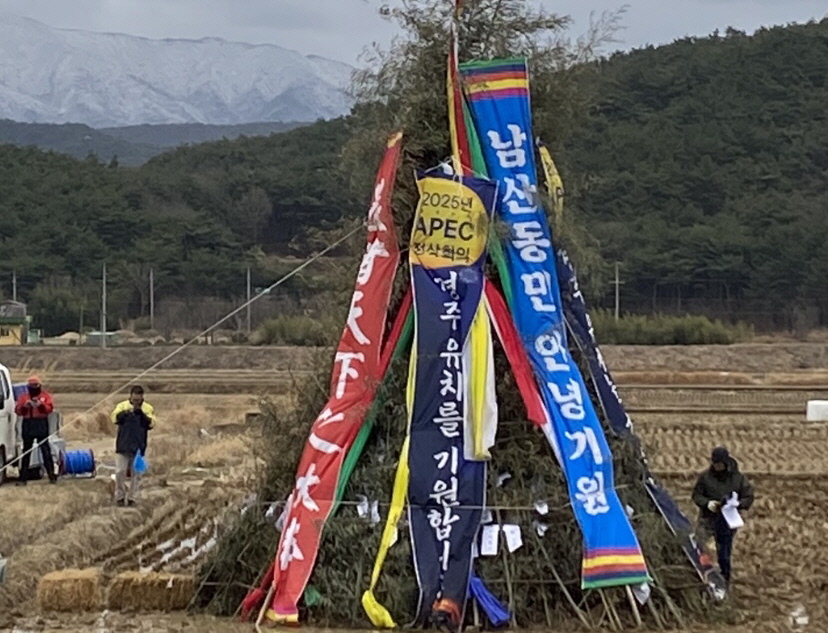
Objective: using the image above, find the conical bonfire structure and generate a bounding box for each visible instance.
[195,5,729,630]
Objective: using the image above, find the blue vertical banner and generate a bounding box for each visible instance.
[461,58,650,589]
[407,170,497,626]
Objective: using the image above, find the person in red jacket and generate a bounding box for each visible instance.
[14,375,57,484]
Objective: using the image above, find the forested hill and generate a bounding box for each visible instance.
[0,119,357,335]
[1,20,827,333]
[562,21,828,325]
[0,119,306,165]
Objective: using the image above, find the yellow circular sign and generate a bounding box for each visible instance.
[409,177,490,269]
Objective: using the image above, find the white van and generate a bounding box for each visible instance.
[0,363,63,484]
[0,363,16,484]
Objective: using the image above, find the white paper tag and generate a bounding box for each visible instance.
[481,509,494,525]
[625,504,635,518]
[480,525,500,556]
[534,500,549,516]
[356,496,369,519]
[496,472,512,487]
[370,500,381,525]
[533,520,549,537]
[632,582,651,605]
[472,540,479,559]
[389,528,399,548]
[502,524,523,553]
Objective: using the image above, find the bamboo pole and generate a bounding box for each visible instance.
[646,594,666,630]
[536,539,594,630]
[625,585,643,628]
[494,509,518,629]
[254,584,275,633]
[649,569,686,629]
[599,589,621,631]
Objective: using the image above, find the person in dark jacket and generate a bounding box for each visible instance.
[110,385,156,507]
[14,375,57,485]
[692,446,754,586]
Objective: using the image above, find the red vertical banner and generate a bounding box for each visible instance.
[264,132,404,624]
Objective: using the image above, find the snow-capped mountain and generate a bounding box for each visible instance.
[0,13,354,127]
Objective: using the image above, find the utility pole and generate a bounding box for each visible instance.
[149,268,155,330]
[246,267,252,334]
[613,262,624,322]
[101,262,107,349]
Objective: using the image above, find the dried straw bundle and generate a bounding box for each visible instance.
[36,567,102,612]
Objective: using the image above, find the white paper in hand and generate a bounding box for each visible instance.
[722,492,744,529]
[480,525,500,556]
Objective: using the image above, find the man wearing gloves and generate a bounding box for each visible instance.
[692,446,754,586]
[110,385,156,507]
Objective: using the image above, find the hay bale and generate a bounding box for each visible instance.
[36,567,102,612]
[107,571,194,611]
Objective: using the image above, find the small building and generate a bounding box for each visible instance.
[0,300,29,346]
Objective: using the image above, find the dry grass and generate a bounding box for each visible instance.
[0,484,106,555]
[63,409,116,441]
[147,435,194,477]
[107,571,194,611]
[36,567,102,612]
[185,436,250,469]
[0,488,145,611]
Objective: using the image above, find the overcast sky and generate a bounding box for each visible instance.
[1,0,826,65]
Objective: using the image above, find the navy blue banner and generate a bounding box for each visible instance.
[407,170,497,625]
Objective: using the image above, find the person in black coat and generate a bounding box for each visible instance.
[692,446,754,585]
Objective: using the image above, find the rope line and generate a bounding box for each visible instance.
[1,222,367,479]
[243,482,641,514]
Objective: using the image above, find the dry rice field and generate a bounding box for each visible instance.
[1,343,827,632]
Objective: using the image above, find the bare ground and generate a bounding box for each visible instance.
[3,342,828,373]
